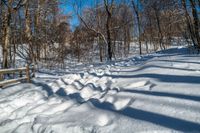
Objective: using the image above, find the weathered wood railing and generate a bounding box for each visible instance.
[0,65,35,87]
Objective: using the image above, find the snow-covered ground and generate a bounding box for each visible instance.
[0,47,200,133]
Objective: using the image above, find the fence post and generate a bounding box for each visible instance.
[0,74,3,81]
[19,71,22,77]
[33,65,35,77]
[26,65,30,83]
[31,64,35,78]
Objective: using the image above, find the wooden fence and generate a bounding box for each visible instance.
[0,65,35,87]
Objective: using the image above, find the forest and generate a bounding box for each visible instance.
[0,0,199,69]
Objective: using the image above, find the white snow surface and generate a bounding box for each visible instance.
[0,47,200,133]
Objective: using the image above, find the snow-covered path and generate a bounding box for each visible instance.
[0,47,200,133]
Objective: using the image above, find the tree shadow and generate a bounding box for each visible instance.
[133,94,200,113]
[110,65,198,73]
[157,59,200,65]
[156,47,189,55]
[55,87,85,103]
[123,89,200,102]
[181,55,200,58]
[99,73,200,84]
[89,99,200,131]
[32,81,54,96]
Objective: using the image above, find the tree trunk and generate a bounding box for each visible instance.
[3,6,11,69]
[104,0,113,61]
[182,0,197,47]
[35,0,43,61]
[24,2,34,64]
[154,9,165,50]
[98,37,103,62]
[189,0,200,49]
[106,12,112,61]
[132,0,142,55]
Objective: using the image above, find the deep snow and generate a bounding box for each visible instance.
[0,47,200,133]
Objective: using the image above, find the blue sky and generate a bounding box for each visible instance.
[59,0,96,29]
[60,4,79,28]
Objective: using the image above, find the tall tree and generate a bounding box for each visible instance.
[1,0,26,68]
[104,0,114,61]
[189,0,200,49]
[131,0,142,55]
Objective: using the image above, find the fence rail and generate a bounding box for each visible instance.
[0,65,35,87]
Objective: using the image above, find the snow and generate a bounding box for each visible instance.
[0,47,200,132]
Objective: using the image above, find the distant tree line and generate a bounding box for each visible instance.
[71,0,199,62]
[0,0,199,69]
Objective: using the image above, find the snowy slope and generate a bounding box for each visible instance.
[0,47,200,133]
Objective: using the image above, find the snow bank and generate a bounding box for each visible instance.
[0,47,200,132]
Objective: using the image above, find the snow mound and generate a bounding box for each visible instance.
[1,47,200,132]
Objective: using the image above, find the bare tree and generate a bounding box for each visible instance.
[1,0,26,68]
[104,0,114,60]
[189,0,200,49]
[131,0,142,55]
